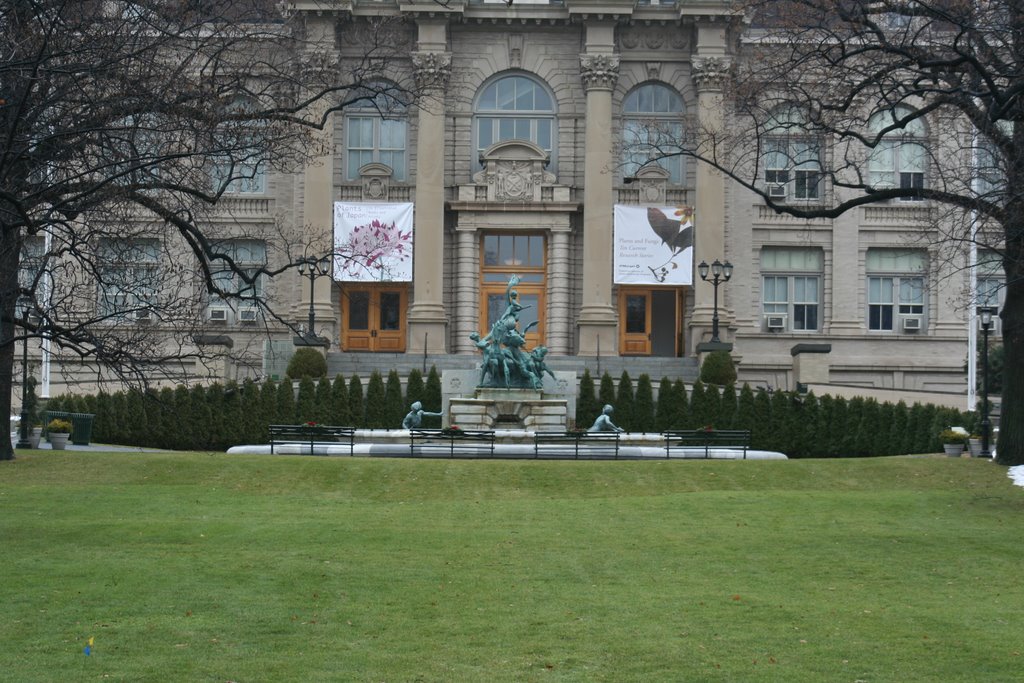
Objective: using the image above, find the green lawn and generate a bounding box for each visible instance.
[2,452,1021,682]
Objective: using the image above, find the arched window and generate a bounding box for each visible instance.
[621,83,685,184]
[868,106,927,200]
[763,106,821,201]
[474,74,556,168]
[345,84,408,181]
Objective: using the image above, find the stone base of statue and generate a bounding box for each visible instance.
[449,388,568,431]
[442,369,576,431]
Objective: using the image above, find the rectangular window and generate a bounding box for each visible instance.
[98,238,161,320]
[764,139,820,200]
[760,247,822,332]
[346,116,406,181]
[208,240,267,321]
[211,145,266,195]
[867,249,928,331]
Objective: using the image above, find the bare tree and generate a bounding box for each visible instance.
[0,0,420,460]
[652,0,1024,464]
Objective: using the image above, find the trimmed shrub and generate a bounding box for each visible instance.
[285,348,327,379]
[654,377,675,432]
[348,375,364,427]
[385,370,405,429]
[598,372,616,411]
[405,369,425,414]
[275,379,296,426]
[719,383,738,430]
[615,372,634,432]
[700,350,737,386]
[330,375,351,426]
[577,369,597,430]
[364,370,387,428]
[423,366,443,428]
[633,374,655,433]
[295,376,318,424]
[672,379,688,428]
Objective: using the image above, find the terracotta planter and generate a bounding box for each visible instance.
[49,432,70,450]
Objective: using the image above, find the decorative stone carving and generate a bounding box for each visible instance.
[619,27,690,52]
[692,56,731,90]
[646,61,662,80]
[580,53,620,91]
[357,162,394,201]
[629,164,671,205]
[300,50,338,80]
[412,52,452,90]
[509,33,524,69]
[471,140,557,202]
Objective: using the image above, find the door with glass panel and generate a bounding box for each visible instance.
[341,285,407,352]
[479,233,546,347]
[618,288,682,356]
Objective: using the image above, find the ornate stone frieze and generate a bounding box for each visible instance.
[300,50,339,80]
[619,27,690,52]
[412,52,452,90]
[580,53,620,91]
[692,56,731,90]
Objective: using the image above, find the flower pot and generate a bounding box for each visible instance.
[943,443,964,457]
[28,427,42,449]
[968,438,983,457]
[49,433,70,450]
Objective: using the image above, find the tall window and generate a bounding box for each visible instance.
[18,236,45,313]
[622,83,685,184]
[207,239,267,323]
[211,97,267,194]
[97,238,161,320]
[977,249,1004,320]
[764,107,821,200]
[867,249,927,332]
[474,74,555,169]
[345,84,407,181]
[761,247,822,332]
[868,106,927,200]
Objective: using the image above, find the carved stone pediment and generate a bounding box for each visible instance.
[628,164,671,204]
[358,162,394,201]
[472,140,558,202]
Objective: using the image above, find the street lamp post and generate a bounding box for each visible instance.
[978,305,998,458]
[297,254,332,342]
[697,259,734,344]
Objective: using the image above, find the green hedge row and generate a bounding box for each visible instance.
[577,369,977,458]
[47,366,976,457]
[43,367,443,452]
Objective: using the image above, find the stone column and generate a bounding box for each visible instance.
[408,23,451,354]
[454,225,478,353]
[577,24,619,357]
[298,31,338,344]
[690,25,731,351]
[547,228,572,355]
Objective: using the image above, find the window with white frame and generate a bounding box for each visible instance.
[621,83,685,185]
[207,239,267,322]
[18,236,45,313]
[345,84,407,181]
[97,238,161,320]
[867,249,927,331]
[868,106,927,200]
[474,74,555,169]
[761,247,822,332]
[764,107,821,201]
[211,97,267,194]
[976,126,1011,203]
[977,250,1004,333]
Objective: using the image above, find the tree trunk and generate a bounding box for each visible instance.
[0,226,21,461]
[996,220,1024,465]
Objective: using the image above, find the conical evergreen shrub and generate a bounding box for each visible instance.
[423,366,443,428]
[654,377,675,432]
[734,383,756,435]
[295,376,318,424]
[385,370,405,429]
[633,374,655,432]
[275,379,296,425]
[364,370,387,429]
[315,376,332,424]
[672,379,689,428]
[348,375,364,427]
[719,383,738,430]
[598,372,616,413]
[405,369,425,414]
[577,369,597,431]
[330,375,351,426]
[615,372,634,431]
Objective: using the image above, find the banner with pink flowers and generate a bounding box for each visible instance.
[332,202,414,282]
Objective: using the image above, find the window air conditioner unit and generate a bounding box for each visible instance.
[207,306,229,322]
[767,183,788,199]
[766,314,787,331]
[238,307,259,322]
[902,316,922,331]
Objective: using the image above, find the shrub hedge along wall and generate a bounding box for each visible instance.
[44,369,977,457]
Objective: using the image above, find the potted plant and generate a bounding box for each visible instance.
[939,429,968,457]
[968,434,984,457]
[47,418,72,450]
[29,423,42,449]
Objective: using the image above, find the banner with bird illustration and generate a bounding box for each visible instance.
[613,205,694,285]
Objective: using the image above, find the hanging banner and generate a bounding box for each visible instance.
[613,205,694,285]
[332,202,414,282]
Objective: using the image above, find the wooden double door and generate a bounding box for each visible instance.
[341,285,407,352]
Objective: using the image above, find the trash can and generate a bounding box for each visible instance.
[45,411,95,446]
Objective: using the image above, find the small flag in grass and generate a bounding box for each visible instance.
[84,637,93,656]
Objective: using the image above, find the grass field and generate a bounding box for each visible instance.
[2,451,1022,682]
